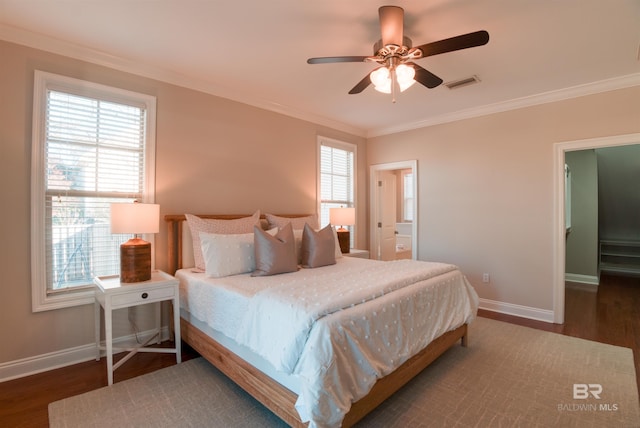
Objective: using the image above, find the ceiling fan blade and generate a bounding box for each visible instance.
[407,62,443,89]
[414,30,489,58]
[379,5,404,46]
[307,56,370,64]
[348,72,373,94]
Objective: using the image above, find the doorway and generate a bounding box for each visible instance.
[370,160,418,261]
[553,133,640,323]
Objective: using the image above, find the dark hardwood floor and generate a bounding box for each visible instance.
[1,273,638,427]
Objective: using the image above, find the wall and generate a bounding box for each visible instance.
[2,35,639,373]
[367,87,640,315]
[597,145,640,241]
[0,40,366,368]
[565,150,599,280]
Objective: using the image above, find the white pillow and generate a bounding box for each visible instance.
[199,228,277,278]
[185,211,260,271]
[200,231,255,278]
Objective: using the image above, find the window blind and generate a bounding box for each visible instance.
[45,90,146,291]
[403,172,414,222]
[319,141,355,229]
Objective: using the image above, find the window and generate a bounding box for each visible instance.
[402,170,414,222]
[31,71,156,311]
[318,137,356,241]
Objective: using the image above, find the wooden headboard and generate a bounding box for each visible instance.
[164,213,310,274]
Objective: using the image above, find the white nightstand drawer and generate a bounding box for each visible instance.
[110,286,175,307]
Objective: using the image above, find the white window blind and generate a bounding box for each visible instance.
[32,71,156,311]
[319,138,356,237]
[403,171,414,222]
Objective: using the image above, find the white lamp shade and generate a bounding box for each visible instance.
[329,207,356,226]
[370,67,390,92]
[395,64,416,91]
[110,203,160,234]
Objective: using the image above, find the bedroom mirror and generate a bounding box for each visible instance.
[370,160,418,261]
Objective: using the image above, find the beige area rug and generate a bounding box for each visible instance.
[49,317,640,427]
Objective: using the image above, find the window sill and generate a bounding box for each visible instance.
[33,287,95,312]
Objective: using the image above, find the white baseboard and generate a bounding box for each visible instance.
[0,327,170,383]
[0,298,557,382]
[479,298,555,323]
[565,273,599,290]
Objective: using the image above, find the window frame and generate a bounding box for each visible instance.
[317,136,357,241]
[31,71,157,312]
[401,169,414,222]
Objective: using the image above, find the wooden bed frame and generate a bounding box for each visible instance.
[165,214,468,427]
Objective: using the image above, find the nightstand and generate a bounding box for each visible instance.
[343,249,370,259]
[94,270,181,385]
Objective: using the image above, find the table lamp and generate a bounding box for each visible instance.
[330,207,355,254]
[110,202,160,283]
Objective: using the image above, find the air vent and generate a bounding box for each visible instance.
[444,75,480,90]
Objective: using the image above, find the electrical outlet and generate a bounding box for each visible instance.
[482,273,490,283]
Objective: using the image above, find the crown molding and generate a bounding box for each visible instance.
[367,73,640,138]
[3,24,638,141]
[0,24,367,138]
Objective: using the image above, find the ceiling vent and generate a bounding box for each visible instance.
[444,75,480,90]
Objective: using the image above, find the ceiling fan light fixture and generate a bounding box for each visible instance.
[370,67,391,93]
[373,83,392,94]
[371,64,415,94]
[307,5,489,98]
[396,64,416,91]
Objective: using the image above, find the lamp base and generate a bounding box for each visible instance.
[120,238,151,283]
[336,229,350,254]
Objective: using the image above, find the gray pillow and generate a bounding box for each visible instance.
[252,223,298,276]
[301,223,337,268]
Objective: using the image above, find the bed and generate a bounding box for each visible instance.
[165,213,478,427]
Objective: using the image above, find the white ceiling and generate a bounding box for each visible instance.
[1,0,639,137]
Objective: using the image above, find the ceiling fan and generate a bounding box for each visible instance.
[307,6,489,102]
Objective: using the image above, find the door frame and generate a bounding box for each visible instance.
[370,160,418,260]
[553,133,640,323]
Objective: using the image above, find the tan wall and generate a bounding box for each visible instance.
[2,36,639,367]
[367,87,640,311]
[0,40,366,364]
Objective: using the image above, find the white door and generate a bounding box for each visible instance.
[370,160,418,262]
[377,170,397,261]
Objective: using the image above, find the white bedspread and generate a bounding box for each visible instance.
[177,258,478,428]
[176,268,258,340]
[234,259,457,373]
[296,268,477,427]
